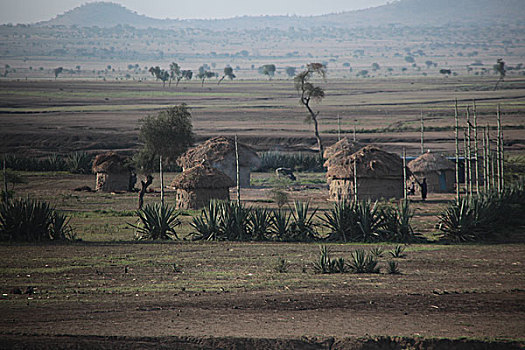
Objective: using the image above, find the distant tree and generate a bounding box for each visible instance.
[259,64,276,80]
[148,66,161,80]
[425,60,434,68]
[181,70,193,81]
[404,56,415,63]
[197,66,217,87]
[439,69,452,76]
[493,58,506,90]
[158,69,170,87]
[294,63,326,155]
[218,66,235,84]
[53,67,63,79]
[75,65,81,71]
[136,104,194,206]
[169,62,181,87]
[2,64,9,77]
[371,62,380,71]
[285,67,296,78]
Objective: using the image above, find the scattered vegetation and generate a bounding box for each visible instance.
[386,261,401,274]
[130,203,181,240]
[274,258,289,273]
[389,245,407,258]
[348,249,380,273]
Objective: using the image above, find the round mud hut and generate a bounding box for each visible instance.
[408,151,455,193]
[171,164,235,210]
[177,136,261,187]
[92,152,132,192]
[326,146,404,201]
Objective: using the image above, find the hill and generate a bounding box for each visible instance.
[37,0,525,29]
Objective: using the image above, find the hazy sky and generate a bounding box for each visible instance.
[0,0,391,24]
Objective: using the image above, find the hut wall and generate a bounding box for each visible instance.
[176,188,230,210]
[329,178,403,201]
[411,170,455,193]
[96,173,129,192]
[211,156,251,187]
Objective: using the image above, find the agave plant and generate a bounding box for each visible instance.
[66,152,92,174]
[218,201,251,241]
[190,200,222,240]
[380,200,416,242]
[130,203,181,240]
[354,200,383,242]
[386,261,401,275]
[389,245,406,258]
[348,249,380,273]
[321,200,358,242]
[0,198,72,241]
[312,245,346,274]
[271,209,291,241]
[289,201,318,242]
[249,207,272,241]
[438,198,478,242]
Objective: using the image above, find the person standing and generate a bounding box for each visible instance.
[420,178,428,201]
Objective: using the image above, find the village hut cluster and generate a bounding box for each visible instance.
[92,152,134,192]
[408,151,455,193]
[172,136,261,209]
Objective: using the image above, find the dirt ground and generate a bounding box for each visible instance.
[0,242,524,348]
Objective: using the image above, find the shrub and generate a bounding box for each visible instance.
[274,258,289,273]
[380,200,417,242]
[218,201,251,241]
[354,201,384,242]
[66,152,92,174]
[270,209,291,241]
[131,203,181,240]
[387,261,401,274]
[249,207,272,241]
[321,200,358,242]
[0,198,74,241]
[190,200,221,240]
[389,245,406,258]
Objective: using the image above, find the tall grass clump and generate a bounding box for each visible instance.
[66,152,92,174]
[130,203,181,240]
[0,198,74,241]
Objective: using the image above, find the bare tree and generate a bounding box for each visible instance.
[294,63,327,155]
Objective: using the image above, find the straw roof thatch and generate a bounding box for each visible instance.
[92,152,129,174]
[177,136,261,169]
[408,151,455,173]
[171,164,235,190]
[323,138,362,160]
[326,146,403,180]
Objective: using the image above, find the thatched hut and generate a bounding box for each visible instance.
[408,152,455,193]
[171,164,234,209]
[326,146,403,201]
[323,138,362,161]
[92,152,132,192]
[177,136,261,187]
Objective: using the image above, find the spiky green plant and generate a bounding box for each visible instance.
[271,209,291,241]
[369,247,385,258]
[437,198,479,242]
[66,152,92,174]
[380,200,416,242]
[0,198,73,241]
[274,258,289,273]
[313,245,346,274]
[218,201,251,241]
[321,200,358,242]
[289,201,318,242]
[354,200,383,242]
[130,203,181,240]
[249,207,272,241]
[387,260,401,274]
[389,245,406,258]
[190,200,222,240]
[348,249,380,273]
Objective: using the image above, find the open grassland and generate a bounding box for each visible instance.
[1,77,524,157]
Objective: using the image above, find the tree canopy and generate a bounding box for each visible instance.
[218,66,236,84]
[259,64,276,80]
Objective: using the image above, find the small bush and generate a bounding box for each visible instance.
[289,201,318,242]
[389,245,406,258]
[131,203,181,240]
[321,199,358,242]
[271,209,291,241]
[66,152,92,174]
[387,261,401,275]
[313,245,347,274]
[274,258,289,273]
[190,200,222,240]
[380,200,418,242]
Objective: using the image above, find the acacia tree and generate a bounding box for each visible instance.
[197,66,217,86]
[285,66,296,78]
[218,66,236,84]
[53,67,63,80]
[259,64,276,80]
[136,104,194,206]
[493,58,506,90]
[169,62,182,87]
[294,63,327,155]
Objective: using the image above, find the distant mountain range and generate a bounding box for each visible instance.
[36,0,525,29]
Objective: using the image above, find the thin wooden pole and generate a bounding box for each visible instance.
[353,119,357,143]
[466,107,473,198]
[420,110,424,154]
[463,132,468,198]
[2,154,8,202]
[353,157,358,203]
[496,105,502,193]
[482,126,487,191]
[403,148,407,200]
[235,135,241,205]
[499,105,505,189]
[337,114,341,142]
[159,155,164,206]
[473,101,479,194]
[454,99,460,202]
